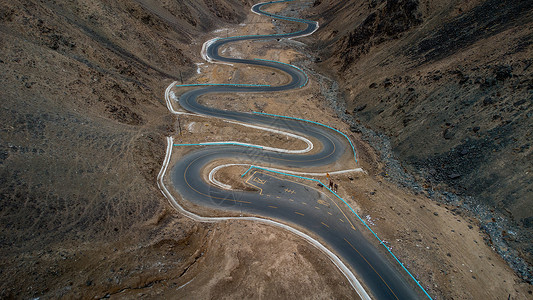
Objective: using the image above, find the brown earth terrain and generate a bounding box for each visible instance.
[1,0,532,299]
[0,0,355,298]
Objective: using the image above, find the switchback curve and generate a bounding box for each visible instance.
[165,1,429,299]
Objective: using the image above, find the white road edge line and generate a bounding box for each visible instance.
[157,136,371,300]
[167,82,314,154]
[184,140,309,154]
[167,80,366,165]
[169,77,366,186]
[165,80,179,114]
[289,21,319,40]
[201,37,234,66]
[208,163,366,190]
[250,2,320,39]
[165,83,211,117]
[209,164,240,190]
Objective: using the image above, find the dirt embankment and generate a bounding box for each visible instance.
[306,0,533,283]
[0,0,357,298]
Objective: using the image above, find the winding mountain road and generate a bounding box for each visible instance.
[167,1,428,299]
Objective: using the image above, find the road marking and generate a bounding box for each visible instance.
[317,199,330,206]
[245,171,359,238]
[294,211,305,216]
[268,205,278,209]
[315,206,320,210]
[339,218,344,223]
[321,222,329,228]
[324,194,357,230]
[344,238,399,300]
[253,177,267,185]
[244,175,263,194]
[250,172,357,232]
[284,188,296,194]
[289,199,294,202]
[276,196,281,199]
[327,212,333,215]
[225,120,314,154]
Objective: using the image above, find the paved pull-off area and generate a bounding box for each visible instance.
[167,1,426,299]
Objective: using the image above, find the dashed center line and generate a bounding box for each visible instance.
[317,199,330,207]
[321,222,329,228]
[294,211,305,216]
[268,205,278,209]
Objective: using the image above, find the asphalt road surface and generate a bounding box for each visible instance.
[171,1,424,299]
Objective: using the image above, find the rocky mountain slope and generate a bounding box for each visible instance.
[0,1,355,298]
[308,0,533,282]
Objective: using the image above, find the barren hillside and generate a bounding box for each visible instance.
[307,0,533,282]
[3,0,531,297]
[0,0,354,298]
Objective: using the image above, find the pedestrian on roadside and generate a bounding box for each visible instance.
[329,180,333,189]
[334,183,338,193]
